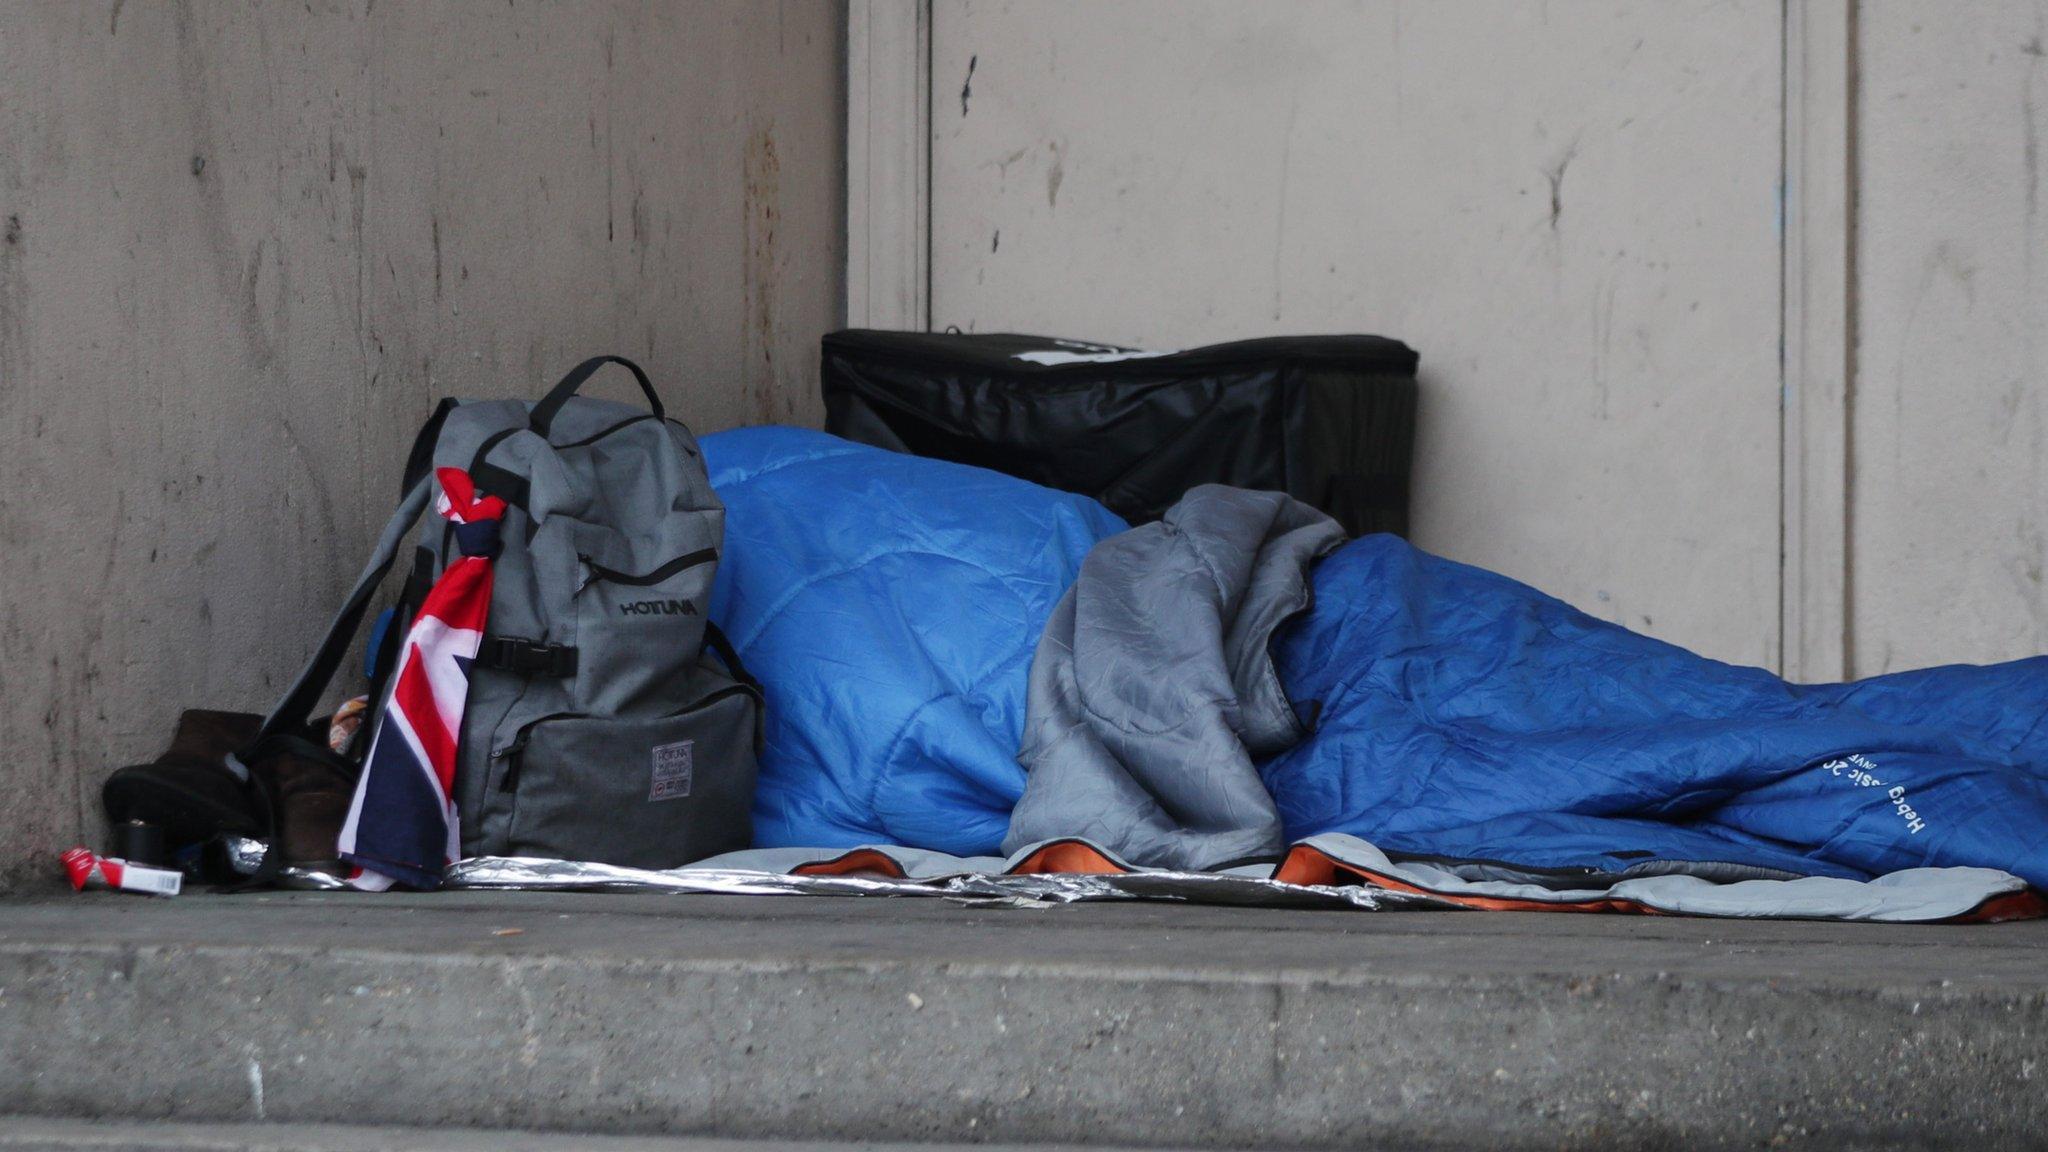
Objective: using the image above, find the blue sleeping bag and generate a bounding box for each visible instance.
[702,427,1125,853]
[705,427,2048,888]
[1263,538,2048,887]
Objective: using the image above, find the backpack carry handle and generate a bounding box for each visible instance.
[529,355,663,438]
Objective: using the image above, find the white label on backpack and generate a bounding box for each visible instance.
[650,740,694,801]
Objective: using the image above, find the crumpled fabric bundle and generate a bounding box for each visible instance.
[1005,486,1344,870]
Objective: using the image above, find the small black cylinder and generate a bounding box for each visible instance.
[113,819,168,866]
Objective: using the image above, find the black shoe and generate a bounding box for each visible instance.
[102,710,266,851]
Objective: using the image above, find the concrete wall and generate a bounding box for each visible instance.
[929,0,1787,668]
[921,0,2048,678]
[0,0,845,888]
[1853,3,2048,675]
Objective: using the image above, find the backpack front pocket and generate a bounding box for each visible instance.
[497,678,759,870]
[569,524,717,713]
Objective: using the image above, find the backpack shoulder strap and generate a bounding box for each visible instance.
[402,398,459,494]
[229,474,436,777]
[220,473,437,890]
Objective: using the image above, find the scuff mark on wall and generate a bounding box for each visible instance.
[744,123,781,425]
[0,204,27,544]
[1271,92,1300,322]
[961,53,977,117]
[604,25,616,246]
[1544,138,1579,231]
[239,239,277,371]
[347,162,368,369]
[2024,26,2042,225]
[69,487,129,847]
[1045,139,1064,209]
[630,187,648,277]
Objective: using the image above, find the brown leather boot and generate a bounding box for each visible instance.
[249,741,357,874]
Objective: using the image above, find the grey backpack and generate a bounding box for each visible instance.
[250,356,761,874]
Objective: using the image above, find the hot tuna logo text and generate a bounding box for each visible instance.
[620,599,696,616]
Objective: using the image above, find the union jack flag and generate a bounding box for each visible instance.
[337,467,504,890]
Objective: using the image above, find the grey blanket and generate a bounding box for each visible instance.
[1003,486,1346,870]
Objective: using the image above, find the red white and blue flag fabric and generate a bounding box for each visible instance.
[337,467,504,891]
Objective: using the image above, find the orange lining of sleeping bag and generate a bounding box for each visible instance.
[792,847,911,879]
[789,839,2043,923]
[1007,840,1130,875]
[788,839,1131,880]
[1273,842,2044,923]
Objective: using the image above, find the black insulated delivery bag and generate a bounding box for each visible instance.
[822,331,1419,537]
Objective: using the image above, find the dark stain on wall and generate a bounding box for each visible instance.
[745,123,781,424]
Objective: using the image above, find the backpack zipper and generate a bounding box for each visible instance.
[495,710,583,793]
[576,548,718,588]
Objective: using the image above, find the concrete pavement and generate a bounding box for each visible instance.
[0,1116,1189,1152]
[2,891,2045,1149]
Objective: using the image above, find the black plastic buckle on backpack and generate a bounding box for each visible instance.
[475,637,579,677]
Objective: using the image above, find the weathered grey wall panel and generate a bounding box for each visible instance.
[1852,2,2048,675]
[0,0,844,888]
[929,0,1786,667]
